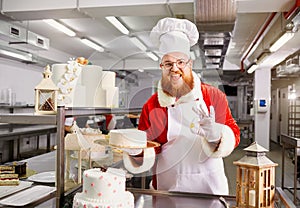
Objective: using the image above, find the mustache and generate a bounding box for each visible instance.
[170,70,183,76]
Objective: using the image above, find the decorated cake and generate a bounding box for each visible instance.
[109,129,147,148]
[109,129,157,174]
[73,168,134,208]
[51,58,119,108]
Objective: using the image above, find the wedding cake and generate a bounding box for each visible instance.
[73,168,134,208]
[51,58,119,107]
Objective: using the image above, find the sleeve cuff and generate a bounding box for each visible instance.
[202,124,236,158]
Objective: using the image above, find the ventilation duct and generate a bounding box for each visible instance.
[0,20,49,51]
[194,0,237,69]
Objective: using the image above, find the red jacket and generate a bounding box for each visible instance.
[138,82,240,154]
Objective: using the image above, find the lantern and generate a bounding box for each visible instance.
[35,65,58,114]
[65,122,91,184]
[233,142,278,208]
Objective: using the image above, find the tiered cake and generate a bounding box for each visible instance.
[51,59,119,107]
[73,168,134,208]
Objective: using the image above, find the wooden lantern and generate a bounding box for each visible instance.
[35,65,58,115]
[234,142,278,208]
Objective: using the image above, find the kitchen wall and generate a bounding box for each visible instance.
[0,58,44,106]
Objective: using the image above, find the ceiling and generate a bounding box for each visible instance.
[0,0,299,85]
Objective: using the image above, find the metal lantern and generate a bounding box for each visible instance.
[233,142,278,208]
[35,65,58,115]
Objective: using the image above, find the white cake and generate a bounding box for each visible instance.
[109,129,147,148]
[51,59,119,107]
[81,65,103,107]
[73,168,134,208]
[51,62,84,107]
[95,87,119,108]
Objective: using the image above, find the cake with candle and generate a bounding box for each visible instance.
[73,168,134,208]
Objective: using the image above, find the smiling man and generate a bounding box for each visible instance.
[137,18,240,196]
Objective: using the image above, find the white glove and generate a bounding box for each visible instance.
[192,105,223,143]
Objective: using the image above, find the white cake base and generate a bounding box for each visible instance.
[73,191,134,208]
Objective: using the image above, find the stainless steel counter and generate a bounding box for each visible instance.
[129,188,235,208]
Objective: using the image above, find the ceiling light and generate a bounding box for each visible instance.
[206,58,221,64]
[247,63,258,74]
[205,49,222,56]
[206,64,219,69]
[204,38,224,45]
[269,32,294,52]
[80,38,104,52]
[43,19,76,37]
[130,37,147,51]
[256,52,270,64]
[146,52,158,61]
[105,16,129,35]
[0,49,32,61]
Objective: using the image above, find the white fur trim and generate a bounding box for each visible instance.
[157,71,203,107]
[202,124,235,158]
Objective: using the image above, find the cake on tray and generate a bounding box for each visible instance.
[73,167,134,208]
[109,129,147,148]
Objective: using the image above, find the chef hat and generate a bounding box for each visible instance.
[150,17,199,57]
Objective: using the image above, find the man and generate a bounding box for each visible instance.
[138,17,240,195]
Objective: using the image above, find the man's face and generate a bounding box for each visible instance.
[160,52,194,98]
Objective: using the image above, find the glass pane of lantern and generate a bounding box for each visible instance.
[38,90,55,111]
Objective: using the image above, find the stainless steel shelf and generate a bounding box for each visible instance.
[0,106,142,207]
[0,113,56,125]
[64,107,142,117]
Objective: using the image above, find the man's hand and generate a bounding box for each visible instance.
[192,105,223,143]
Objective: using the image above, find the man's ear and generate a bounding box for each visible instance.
[188,60,193,68]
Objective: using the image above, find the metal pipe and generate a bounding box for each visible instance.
[240,12,277,72]
[284,0,300,20]
[241,0,300,72]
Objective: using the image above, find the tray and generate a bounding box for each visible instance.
[0,181,33,199]
[0,185,55,206]
[27,171,55,183]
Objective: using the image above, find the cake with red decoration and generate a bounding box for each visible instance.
[73,168,134,208]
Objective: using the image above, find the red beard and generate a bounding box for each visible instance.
[161,70,194,98]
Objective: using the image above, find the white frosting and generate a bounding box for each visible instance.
[80,128,102,135]
[100,71,116,88]
[52,62,119,107]
[81,65,103,107]
[94,87,119,108]
[52,61,82,106]
[73,168,134,208]
[109,129,147,148]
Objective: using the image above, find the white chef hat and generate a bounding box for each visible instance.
[150,17,199,58]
